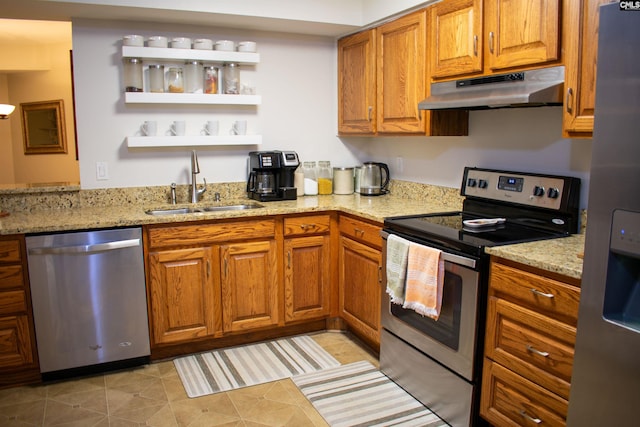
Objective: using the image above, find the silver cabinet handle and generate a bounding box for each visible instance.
[565,87,574,114]
[526,345,550,357]
[28,238,140,255]
[530,288,555,298]
[520,410,542,424]
[287,251,291,269]
[473,35,478,56]
[489,31,495,54]
[368,106,373,121]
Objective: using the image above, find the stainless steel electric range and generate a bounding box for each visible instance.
[380,167,581,427]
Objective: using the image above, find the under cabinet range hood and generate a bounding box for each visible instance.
[418,66,564,110]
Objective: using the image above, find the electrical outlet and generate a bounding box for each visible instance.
[396,156,404,173]
[96,161,109,180]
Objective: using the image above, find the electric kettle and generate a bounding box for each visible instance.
[355,162,390,195]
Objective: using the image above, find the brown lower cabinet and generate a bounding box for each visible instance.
[481,257,580,427]
[0,235,39,388]
[338,215,382,351]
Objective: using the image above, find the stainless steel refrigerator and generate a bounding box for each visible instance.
[567,4,640,426]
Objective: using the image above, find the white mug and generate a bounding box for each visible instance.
[230,120,247,136]
[141,120,157,136]
[201,120,219,136]
[170,120,186,136]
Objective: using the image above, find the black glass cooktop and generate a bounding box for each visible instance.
[384,211,567,255]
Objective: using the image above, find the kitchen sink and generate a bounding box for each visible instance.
[145,203,264,216]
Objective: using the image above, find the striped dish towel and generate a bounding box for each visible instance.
[402,242,444,320]
[385,234,410,304]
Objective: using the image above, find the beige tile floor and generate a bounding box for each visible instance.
[0,331,379,427]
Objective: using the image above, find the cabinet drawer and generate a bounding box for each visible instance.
[490,262,580,325]
[0,315,35,368]
[486,297,575,399]
[339,216,382,249]
[0,266,24,291]
[284,214,331,236]
[0,240,21,264]
[481,359,568,427]
[147,219,276,248]
[0,290,27,316]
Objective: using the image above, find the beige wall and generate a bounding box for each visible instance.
[1,39,79,185]
[0,75,15,183]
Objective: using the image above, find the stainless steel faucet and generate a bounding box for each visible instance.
[190,150,207,203]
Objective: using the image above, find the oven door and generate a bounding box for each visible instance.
[380,232,481,381]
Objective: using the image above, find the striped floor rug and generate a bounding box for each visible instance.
[293,360,449,427]
[174,335,341,398]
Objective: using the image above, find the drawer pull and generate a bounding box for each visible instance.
[354,228,365,236]
[520,410,542,424]
[299,224,314,230]
[287,251,291,269]
[526,345,550,357]
[530,288,554,298]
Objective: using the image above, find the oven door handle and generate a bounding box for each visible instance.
[381,231,477,269]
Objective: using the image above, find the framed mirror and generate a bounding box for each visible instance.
[21,100,68,155]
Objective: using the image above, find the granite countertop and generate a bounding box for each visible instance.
[486,233,585,280]
[0,186,585,279]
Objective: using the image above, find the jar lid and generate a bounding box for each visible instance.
[124,58,142,63]
[333,166,354,171]
[204,65,219,70]
[148,64,163,69]
[225,63,238,67]
[168,67,182,72]
[185,60,201,65]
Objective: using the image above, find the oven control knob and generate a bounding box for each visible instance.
[467,178,477,187]
[548,187,560,198]
[478,179,488,189]
[533,186,545,197]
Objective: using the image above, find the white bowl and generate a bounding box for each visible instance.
[123,35,144,47]
[237,41,257,52]
[171,37,192,49]
[147,36,168,48]
[193,38,213,50]
[214,40,235,51]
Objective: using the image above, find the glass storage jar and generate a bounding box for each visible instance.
[203,66,219,94]
[302,161,318,195]
[184,61,203,93]
[166,67,184,93]
[294,165,305,197]
[317,161,333,195]
[148,64,164,93]
[123,58,143,92]
[223,63,240,94]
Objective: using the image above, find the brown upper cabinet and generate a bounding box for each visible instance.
[563,0,616,138]
[429,0,562,80]
[338,10,468,136]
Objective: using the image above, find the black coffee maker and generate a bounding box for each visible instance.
[247,151,299,201]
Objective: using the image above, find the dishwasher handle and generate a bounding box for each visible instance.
[28,238,141,255]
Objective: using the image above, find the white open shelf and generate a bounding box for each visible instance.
[124,92,261,105]
[122,46,260,64]
[126,135,262,148]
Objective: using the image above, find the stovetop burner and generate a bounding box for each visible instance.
[384,167,581,256]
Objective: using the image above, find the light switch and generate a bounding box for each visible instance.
[96,161,109,180]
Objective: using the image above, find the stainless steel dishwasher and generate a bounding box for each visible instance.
[26,227,150,377]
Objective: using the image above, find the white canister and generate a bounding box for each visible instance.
[333,167,355,194]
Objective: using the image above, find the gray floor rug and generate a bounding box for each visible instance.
[174,335,341,398]
[293,360,449,427]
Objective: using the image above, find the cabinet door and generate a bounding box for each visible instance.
[563,0,615,138]
[429,0,483,79]
[284,235,331,322]
[338,29,377,135]
[339,236,382,348]
[221,240,279,332]
[485,0,560,72]
[0,315,34,369]
[376,10,427,134]
[148,247,219,345]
